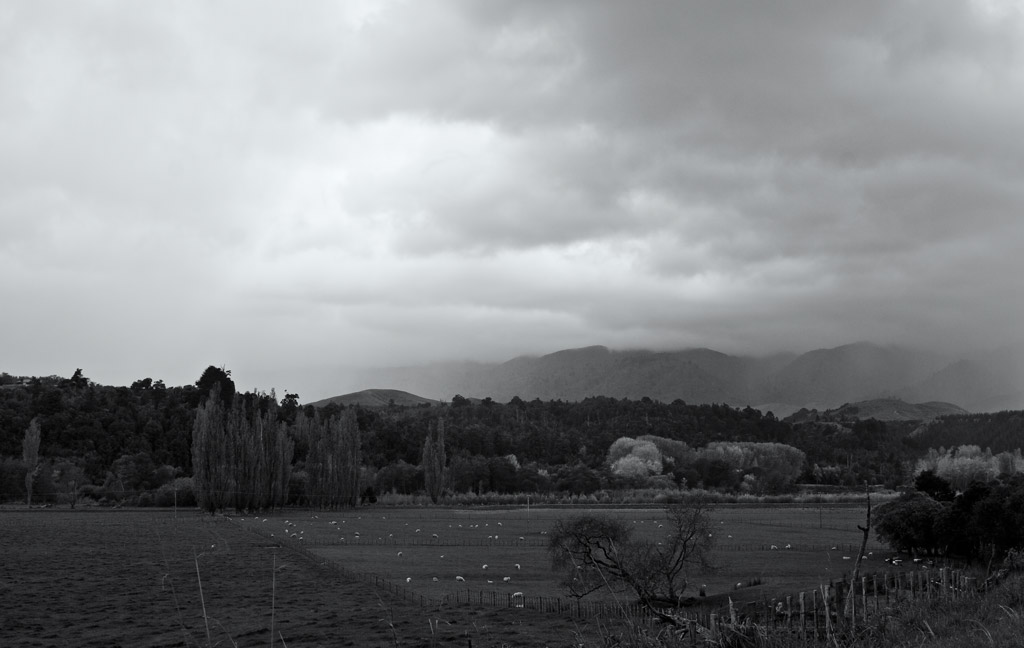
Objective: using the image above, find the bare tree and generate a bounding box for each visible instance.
[548,499,715,620]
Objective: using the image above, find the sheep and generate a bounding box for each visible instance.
[515,563,521,570]
[406,577,412,583]
[785,544,792,549]
[482,564,488,569]
[397,551,403,557]
[432,577,438,582]
[770,545,779,550]
[455,576,465,582]
[503,576,511,582]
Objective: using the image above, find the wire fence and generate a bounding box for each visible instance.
[230,515,1007,646]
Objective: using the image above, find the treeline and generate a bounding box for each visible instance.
[0,367,1017,508]
[907,410,1024,453]
[875,469,1024,560]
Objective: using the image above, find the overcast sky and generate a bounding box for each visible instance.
[3,1,1023,400]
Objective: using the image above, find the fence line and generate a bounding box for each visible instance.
[236,520,1002,644]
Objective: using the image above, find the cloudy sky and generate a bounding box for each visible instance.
[3,1,1023,400]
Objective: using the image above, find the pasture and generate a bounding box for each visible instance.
[0,503,900,646]
[238,503,891,608]
[0,509,596,647]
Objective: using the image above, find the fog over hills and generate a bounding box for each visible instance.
[339,342,1024,416]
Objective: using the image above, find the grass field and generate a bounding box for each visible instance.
[0,509,606,647]
[237,503,892,610]
[1,504,1015,647]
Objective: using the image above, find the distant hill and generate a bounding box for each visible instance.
[787,398,968,423]
[308,389,438,409]
[330,342,1024,413]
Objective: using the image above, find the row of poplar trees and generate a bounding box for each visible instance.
[298,409,361,508]
[191,386,366,513]
[191,387,294,513]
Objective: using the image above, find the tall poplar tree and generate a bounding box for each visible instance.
[22,417,41,507]
[191,387,232,513]
[305,409,361,509]
[422,418,447,504]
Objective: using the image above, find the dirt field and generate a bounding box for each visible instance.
[0,509,614,647]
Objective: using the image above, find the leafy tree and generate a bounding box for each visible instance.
[874,491,948,555]
[607,437,663,480]
[374,460,421,495]
[548,500,715,621]
[196,365,235,405]
[914,469,954,501]
[52,460,88,508]
[22,418,41,506]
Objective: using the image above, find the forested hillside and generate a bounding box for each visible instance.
[0,367,1021,507]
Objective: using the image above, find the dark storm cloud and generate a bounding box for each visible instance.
[1,0,1022,398]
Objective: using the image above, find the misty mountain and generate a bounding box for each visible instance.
[343,342,1024,414]
[897,346,1024,412]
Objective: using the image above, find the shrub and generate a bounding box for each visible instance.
[153,477,196,508]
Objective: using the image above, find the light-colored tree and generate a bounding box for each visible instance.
[608,437,663,479]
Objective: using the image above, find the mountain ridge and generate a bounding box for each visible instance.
[337,342,1024,414]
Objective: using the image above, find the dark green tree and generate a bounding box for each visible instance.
[914,469,955,501]
[874,491,948,555]
[196,366,235,405]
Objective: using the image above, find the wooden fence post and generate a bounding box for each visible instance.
[861,576,868,624]
[812,589,819,639]
[799,591,806,638]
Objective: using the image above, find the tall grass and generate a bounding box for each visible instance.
[574,572,1024,647]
